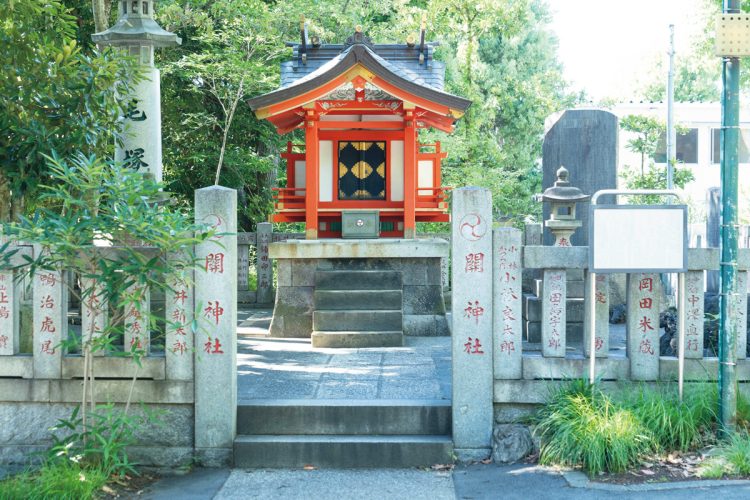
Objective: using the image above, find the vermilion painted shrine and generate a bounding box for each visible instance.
[248,24,471,239]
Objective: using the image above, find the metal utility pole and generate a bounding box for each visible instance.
[667,24,676,190]
[719,0,741,434]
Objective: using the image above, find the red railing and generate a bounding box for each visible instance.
[272,187,306,210]
[416,186,451,209]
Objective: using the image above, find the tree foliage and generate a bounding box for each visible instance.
[151,0,576,228]
[619,114,695,204]
[0,0,138,222]
[9,0,576,228]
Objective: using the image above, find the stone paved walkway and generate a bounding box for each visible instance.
[237,335,451,402]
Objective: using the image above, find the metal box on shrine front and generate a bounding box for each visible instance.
[341,210,379,239]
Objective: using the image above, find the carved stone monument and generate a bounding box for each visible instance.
[92,0,181,182]
[542,109,618,246]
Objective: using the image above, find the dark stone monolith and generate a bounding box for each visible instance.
[542,109,618,246]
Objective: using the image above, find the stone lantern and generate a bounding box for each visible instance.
[538,166,590,247]
[92,0,180,183]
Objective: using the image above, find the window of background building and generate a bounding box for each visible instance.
[653,128,699,164]
[711,128,750,163]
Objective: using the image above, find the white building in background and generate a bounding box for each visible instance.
[611,102,750,224]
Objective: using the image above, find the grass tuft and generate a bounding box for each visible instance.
[535,381,654,475]
[699,432,750,478]
[618,384,716,452]
[0,461,107,500]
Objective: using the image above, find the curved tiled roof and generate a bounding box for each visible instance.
[248,43,471,114]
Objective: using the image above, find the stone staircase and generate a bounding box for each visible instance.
[233,400,453,468]
[311,270,404,348]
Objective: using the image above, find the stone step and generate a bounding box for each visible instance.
[314,290,402,310]
[236,400,451,435]
[314,270,403,291]
[312,330,403,348]
[312,310,402,332]
[233,434,453,468]
[522,294,584,322]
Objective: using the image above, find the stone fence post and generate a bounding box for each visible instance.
[256,223,273,304]
[0,270,19,356]
[32,269,64,377]
[493,228,522,379]
[452,187,493,461]
[194,186,237,466]
[628,273,660,380]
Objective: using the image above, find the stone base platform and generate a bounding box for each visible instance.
[269,239,449,339]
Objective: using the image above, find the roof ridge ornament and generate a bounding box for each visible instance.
[419,13,427,64]
[344,25,374,49]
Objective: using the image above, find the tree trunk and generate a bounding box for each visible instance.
[10,194,24,223]
[0,174,11,223]
[92,0,110,34]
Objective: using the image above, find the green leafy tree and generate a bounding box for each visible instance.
[619,115,695,203]
[156,0,290,230]
[429,0,579,222]
[0,0,139,222]
[4,154,210,465]
[620,115,664,176]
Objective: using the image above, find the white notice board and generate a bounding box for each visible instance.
[590,205,687,273]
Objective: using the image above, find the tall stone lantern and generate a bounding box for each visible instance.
[538,166,590,247]
[92,0,180,183]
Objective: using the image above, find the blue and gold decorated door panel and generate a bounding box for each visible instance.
[337,141,386,201]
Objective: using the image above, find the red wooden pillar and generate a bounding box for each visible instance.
[403,109,417,239]
[305,110,319,239]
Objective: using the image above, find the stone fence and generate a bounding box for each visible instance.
[0,186,238,467]
[450,187,750,460]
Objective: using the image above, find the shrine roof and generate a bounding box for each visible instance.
[280,43,444,91]
[248,43,471,114]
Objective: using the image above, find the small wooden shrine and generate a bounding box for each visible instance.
[248,21,471,239]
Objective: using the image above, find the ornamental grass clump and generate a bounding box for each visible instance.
[618,384,716,452]
[535,381,654,475]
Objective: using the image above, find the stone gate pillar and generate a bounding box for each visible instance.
[194,186,237,466]
[451,187,493,460]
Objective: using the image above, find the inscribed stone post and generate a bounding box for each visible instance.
[452,187,493,460]
[165,259,194,380]
[123,283,150,355]
[627,273,660,380]
[493,228,522,379]
[256,223,273,304]
[81,277,107,357]
[542,109,618,246]
[237,243,249,291]
[734,271,748,359]
[0,272,19,356]
[542,270,566,357]
[584,273,609,357]
[32,270,65,377]
[194,186,237,466]
[684,271,705,359]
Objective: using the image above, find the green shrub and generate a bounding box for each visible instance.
[618,384,716,451]
[49,404,159,478]
[536,381,654,475]
[0,461,107,500]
